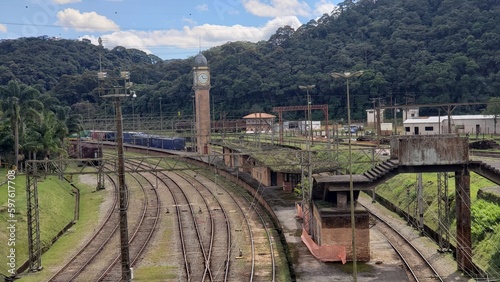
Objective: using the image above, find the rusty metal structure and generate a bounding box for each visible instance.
[272,104,329,147]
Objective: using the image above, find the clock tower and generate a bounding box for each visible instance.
[193,52,211,154]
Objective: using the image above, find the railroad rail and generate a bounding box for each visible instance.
[158,169,211,280]
[122,152,279,281]
[361,203,443,282]
[176,172,232,281]
[188,170,277,281]
[96,160,161,281]
[43,141,285,281]
[48,165,120,282]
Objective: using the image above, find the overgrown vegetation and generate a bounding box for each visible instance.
[17,174,107,281]
[0,171,75,277]
[376,172,500,277]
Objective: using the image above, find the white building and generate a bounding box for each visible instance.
[297,120,322,131]
[403,115,500,135]
[402,108,420,120]
[366,109,385,127]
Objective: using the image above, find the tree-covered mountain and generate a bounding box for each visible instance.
[0,0,499,123]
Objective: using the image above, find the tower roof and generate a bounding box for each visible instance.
[194,52,208,67]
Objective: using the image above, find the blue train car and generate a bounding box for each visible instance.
[158,138,174,150]
[123,132,134,144]
[131,133,150,147]
[149,136,161,148]
[173,137,186,150]
[157,137,186,151]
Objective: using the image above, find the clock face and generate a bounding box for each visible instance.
[198,73,209,84]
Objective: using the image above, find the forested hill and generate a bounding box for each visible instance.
[1,0,499,121]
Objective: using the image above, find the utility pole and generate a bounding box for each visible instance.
[98,70,133,281]
[417,173,424,234]
[332,71,364,282]
[370,97,383,134]
[392,95,397,135]
[159,97,163,132]
[299,85,316,146]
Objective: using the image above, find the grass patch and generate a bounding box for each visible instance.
[375,171,500,277]
[133,265,178,281]
[16,174,107,281]
[0,170,75,277]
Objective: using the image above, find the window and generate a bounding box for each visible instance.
[405,127,410,132]
[425,126,434,131]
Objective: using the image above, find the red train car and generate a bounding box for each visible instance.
[68,140,102,165]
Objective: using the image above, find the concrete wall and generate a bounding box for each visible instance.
[312,203,370,261]
[390,135,468,165]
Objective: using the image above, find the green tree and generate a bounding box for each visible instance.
[482,97,500,135]
[24,109,67,159]
[0,80,43,168]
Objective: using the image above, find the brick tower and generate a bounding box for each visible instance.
[193,53,211,154]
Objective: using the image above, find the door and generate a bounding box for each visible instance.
[414,127,419,135]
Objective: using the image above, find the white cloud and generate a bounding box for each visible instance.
[314,0,336,16]
[82,16,302,54]
[196,4,209,12]
[57,8,120,32]
[0,24,7,33]
[182,17,197,25]
[52,0,81,4]
[243,0,311,17]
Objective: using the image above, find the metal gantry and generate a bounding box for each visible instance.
[272,105,330,149]
[26,163,42,272]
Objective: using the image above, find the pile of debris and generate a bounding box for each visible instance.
[469,139,500,149]
[356,136,390,145]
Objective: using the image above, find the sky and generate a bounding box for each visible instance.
[0,0,341,60]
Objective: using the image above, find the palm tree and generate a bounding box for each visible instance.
[0,80,44,168]
[24,110,68,160]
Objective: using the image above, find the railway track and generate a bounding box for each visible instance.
[361,203,443,282]
[54,143,284,280]
[186,170,277,281]
[174,172,232,281]
[48,159,160,281]
[47,165,120,282]
[157,170,211,281]
[96,160,161,281]
[470,150,500,158]
[125,155,279,281]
